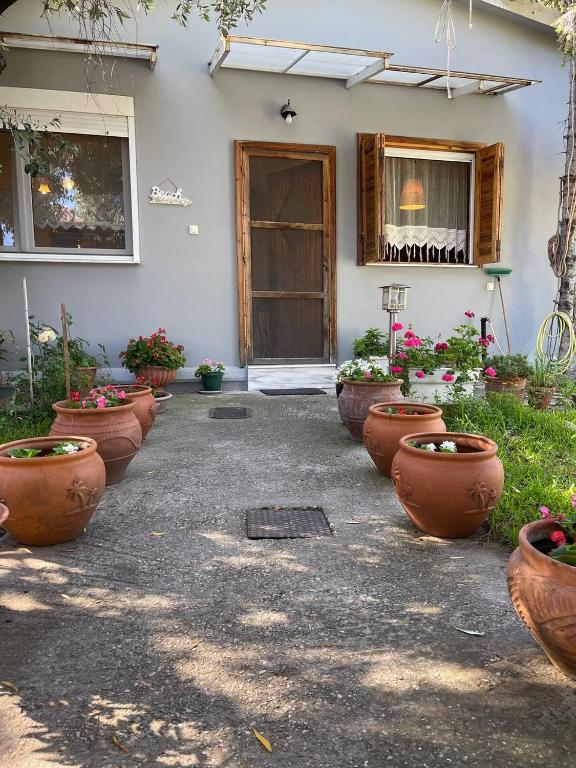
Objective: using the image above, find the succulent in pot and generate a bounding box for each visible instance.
[120,328,185,387]
[194,359,225,392]
[363,402,446,477]
[0,436,105,546]
[391,432,504,538]
[50,386,142,485]
[335,359,404,441]
[483,354,533,401]
[507,500,576,680]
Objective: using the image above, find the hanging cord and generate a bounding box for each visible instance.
[435,0,457,98]
[487,320,507,356]
[535,311,576,373]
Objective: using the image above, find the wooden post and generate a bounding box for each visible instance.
[61,303,71,400]
[497,277,512,355]
[22,278,34,405]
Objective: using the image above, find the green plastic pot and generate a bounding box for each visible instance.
[201,372,224,392]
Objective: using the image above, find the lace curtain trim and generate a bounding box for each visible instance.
[385,224,468,253]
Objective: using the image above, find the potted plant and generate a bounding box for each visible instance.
[335,359,404,441]
[527,357,558,410]
[194,359,225,392]
[120,328,185,387]
[114,382,157,440]
[50,386,142,485]
[353,328,389,368]
[483,353,533,401]
[508,501,576,680]
[393,312,486,401]
[391,431,504,538]
[0,436,105,546]
[363,402,446,477]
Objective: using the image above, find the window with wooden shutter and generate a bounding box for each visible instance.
[357,133,385,264]
[357,134,504,267]
[474,143,504,265]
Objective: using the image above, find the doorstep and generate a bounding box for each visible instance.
[247,364,336,391]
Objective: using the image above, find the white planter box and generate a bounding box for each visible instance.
[368,356,389,374]
[408,367,480,402]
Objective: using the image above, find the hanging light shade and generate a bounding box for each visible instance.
[399,178,426,210]
[37,179,51,195]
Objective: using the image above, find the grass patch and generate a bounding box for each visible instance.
[443,394,576,547]
[0,409,53,444]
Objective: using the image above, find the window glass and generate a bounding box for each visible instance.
[0,132,15,247]
[384,156,471,265]
[31,133,126,250]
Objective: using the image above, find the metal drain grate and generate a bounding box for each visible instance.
[209,407,251,419]
[260,388,326,396]
[246,506,332,539]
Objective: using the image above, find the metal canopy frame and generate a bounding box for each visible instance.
[209,35,539,96]
[1,31,158,69]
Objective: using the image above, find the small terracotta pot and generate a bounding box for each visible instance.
[485,377,527,402]
[527,386,555,411]
[136,366,177,387]
[51,401,142,485]
[338,379,404,441]
[363,402,446,477]
[0,436,105,546]
[114,385,157,440]
[508,519,576,680]
[391,432,504,538]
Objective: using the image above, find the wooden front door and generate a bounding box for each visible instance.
[235,141,336,365]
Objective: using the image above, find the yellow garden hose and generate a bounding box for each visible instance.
[535,312,576,373]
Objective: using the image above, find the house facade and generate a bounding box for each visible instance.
[0,0,566,387]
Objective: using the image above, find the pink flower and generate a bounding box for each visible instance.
[363,370,373,379]
[396,351,408,359]
[435,342,448,353]
[404,337,422,348]
[116,390,126,399]
[202,358,213,365]
[391,322,403,332]
[550,531,567,547]
[442,373,455,383]
[404,330,416,339]
[391,366,404,374]
[571,495,576,509]
[540,506,551,519]
[415,370,426,379]
[486,334,495,344]
[465,310,475,319]
[484,367,497,378]
[96,396,107,409]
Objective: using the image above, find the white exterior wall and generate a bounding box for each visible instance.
[0,0,566,380]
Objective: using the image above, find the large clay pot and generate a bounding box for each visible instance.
[507,519,576,680]
[338,379,404,441]
[0,436,105,546]
[485,377,527,402]
[51,401,142,485]
[391,432,504,538]
[136,366,177,387]
[115,385,157,440]
[363,403,446,477]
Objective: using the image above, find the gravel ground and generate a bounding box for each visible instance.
[1,392,575,768]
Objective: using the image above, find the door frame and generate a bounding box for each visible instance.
[235,140,336,366]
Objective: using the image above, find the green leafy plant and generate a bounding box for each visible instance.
[120,329,185,372]
[352,329,388,359]
[194,358,225,377]
[335,359,399,384]
[7,446,42,458]
[66,385,126,409]
[529,357,560,389]
[483,354,533,381]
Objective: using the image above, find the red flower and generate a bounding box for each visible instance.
[550,531,567,547]
[70,391,81,402]
[465,310,475,319]
[404,330,416,339]
[435,342,448,353]
[391,366,404,374]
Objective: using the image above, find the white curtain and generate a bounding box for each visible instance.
[384,156,470,264]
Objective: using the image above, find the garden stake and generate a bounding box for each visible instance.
[61,303,71,400]
[496,276,512,354]
[22,278,34,405]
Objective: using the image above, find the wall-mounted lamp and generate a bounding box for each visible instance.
[280,99,297,124]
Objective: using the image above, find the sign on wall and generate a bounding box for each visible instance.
[149,178,192,207]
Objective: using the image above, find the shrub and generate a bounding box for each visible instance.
[352,329,388,359]
[483,353,533,380]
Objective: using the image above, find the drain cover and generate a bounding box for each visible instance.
[246,506,332,539]
[210,407,251,419]
[260,388,326,396]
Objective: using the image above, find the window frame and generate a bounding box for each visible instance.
[0,87,140,265]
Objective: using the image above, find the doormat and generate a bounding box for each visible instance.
[246,506,332,539]
[209,407,251,419]
[260,388,327,396]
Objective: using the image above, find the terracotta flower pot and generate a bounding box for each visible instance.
[50,401,142,485]
[363,403,446,477]
[0,436,105,546]
[115,385,157,440]
[136,366,177,387]
[391,432,504,538]
[485,377,527,402]
[508,519,576,680]
[338,379,404,441]
[154,391,173,414]
[527,386,555,411]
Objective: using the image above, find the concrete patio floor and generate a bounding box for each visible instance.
[0,392,574,767]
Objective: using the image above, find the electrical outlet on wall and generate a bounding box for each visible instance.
[188,224,199,236]
[487,281,495,292]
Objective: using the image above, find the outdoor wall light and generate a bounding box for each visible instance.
[280,99,297,124]
[37,179,51,195]
[381,283,410,359]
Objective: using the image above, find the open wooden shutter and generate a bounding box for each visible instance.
[357,133,385,264]
[474,143,504,265]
